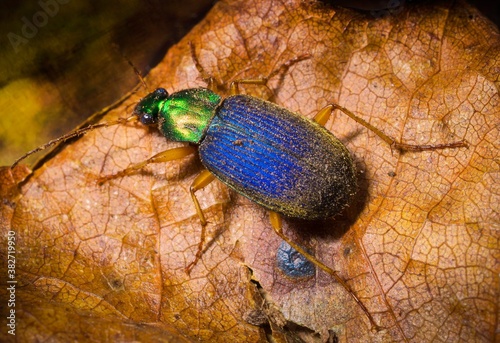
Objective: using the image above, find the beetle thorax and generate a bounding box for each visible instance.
[158,88,221,144]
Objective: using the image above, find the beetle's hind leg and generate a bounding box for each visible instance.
[313,104,468,152]
[269,211,381,330]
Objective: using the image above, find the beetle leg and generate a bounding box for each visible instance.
[189,169,216,226]
[186,169,216,274]
[314,104,468,152]
[269,211,381,330]
[97,145,197,184]
[189,42,218,92]
[190,42,310,95]
[229,78,267,96]
[312,105,334,127]
[229,54,311,95]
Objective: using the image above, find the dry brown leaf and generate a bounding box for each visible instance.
[1,0,499,342]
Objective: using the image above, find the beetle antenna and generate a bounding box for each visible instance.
[11,115,137,169]
[123,54,149,92]
[13,46,152,170]
[112,43,149,92]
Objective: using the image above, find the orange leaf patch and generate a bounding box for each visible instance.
[1,1,499,342]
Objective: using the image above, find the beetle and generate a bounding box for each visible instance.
[96,52,466,329]
[11,46,467,329]
[127,86,358,221]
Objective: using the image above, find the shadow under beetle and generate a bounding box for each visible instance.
[12,43,468,330]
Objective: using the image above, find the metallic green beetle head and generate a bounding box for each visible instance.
[133,88,169,125]
[134,87,221,144]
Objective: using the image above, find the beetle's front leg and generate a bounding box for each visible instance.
[97,145,197,184]
[189,42,218,92]
[229,54,311,95]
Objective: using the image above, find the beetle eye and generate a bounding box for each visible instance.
[153,88,168,99]
[134,104,158,125]
[139,112,156,125]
